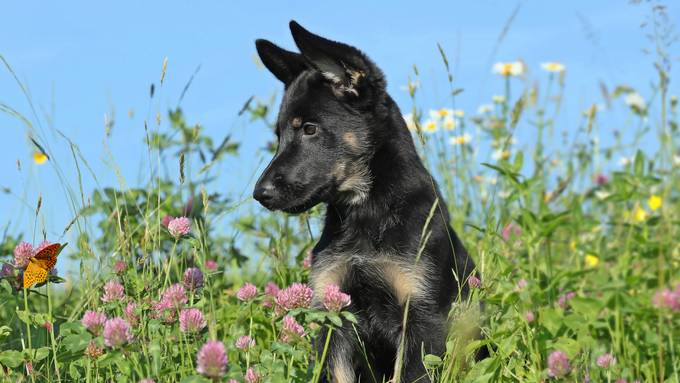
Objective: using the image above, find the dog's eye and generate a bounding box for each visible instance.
[302,123,318,136]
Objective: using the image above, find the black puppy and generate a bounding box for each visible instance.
[253,21,477,383]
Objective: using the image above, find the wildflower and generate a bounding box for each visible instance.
[624,92,646,114]
[492,95,506,104]
[275,283,313,312]
[541,62,566,73]
[422,119,438,133]
[619,156,632,167]
[429,108,453,120]
[179,308,207,333]
[237,282,258,301]
[84,340,103,359]
[477,104,493,114]
[648,195,662,211]
[652,287,680,311]
[161,215,173,228]
[103,317,134,348]
[162,283,188,307]
[516,279,528,290]
[183,267,204,292]
[557,292,576,309]
[113,260,126,274]
[323,284,351,312]
[468,276,481,288]
[151,299,177,323]
[196,340,228,379]
[502,222,522,241]
[280,315,306,343]
[33,152,48,165]
[596,353,616,368]
[492,149,510,161]
[245,367,261,383]
[124,302,139,327]
[493,61,524,77]
[632,205,647,222]
[442,117,456,130]
[25,361,33,375]
[168,216,191,239]
[43,321,53,333]
[101,280,125,303]
[402,113,417,131]
[453,109,465,118]
[547,350,570,378]
[235,335,255,350]
[205,260,218,271]
[302,250,313,269]
[139,379,156,383]
[594,173,609,185]
[263,282,280,308]
[449,133,472,146]
[525,311,535,323]
[81,310,107,335]
[13,242,34,269]
[585,254,600,268]
[0,263,14,278]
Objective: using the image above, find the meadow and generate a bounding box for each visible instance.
[1,11,679,383]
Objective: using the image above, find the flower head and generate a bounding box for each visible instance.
[547,350,570,377]
[516,279,528,290]
[502,222,522,241]
[1,263,15,278]
[179,308,207,333]
[302,251,313,269]
[33,152,48,165]
[263,282,280,308]
[101,281,125,303]
[237,282,258,301]
[168,216,191,239]
[151,299,177,323]
[275,283,313,313]
[205,260,218,271]
[557,292,576,309]
[449,133,472,146]
[468,276,481,288]
[84,340,103,359]
[632,205,648,222]
[183,267,204,292]
[113,260,127,275]
[422,119,438,133]
[235,335,255,350]
[541,62,566,73]
[161,215,173,228]
[103,317,134,348]
[280,315,306,343]
[81,311,107,335]
[597,353,616,368]
[525,311,535,323]
[196,340,228,378]
[13,242,34,269]
[139,379,156,383]
[585,254,600,268]
[594,173,609,186]
[162,283,188,308]
[124,302,139,327]
[493,61,525,77]
[648,195,662,211]
[624,92,646,114]
[653,287,680,311]
[323,284,351,312]
[245,367,261,383]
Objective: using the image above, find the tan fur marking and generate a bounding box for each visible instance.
[310,261,348,302]
[291,117,302,129]
[332,358,355,383]
[380,261,426,304]
[342,132,360,151]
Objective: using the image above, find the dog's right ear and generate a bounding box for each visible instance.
[255,39,307,86]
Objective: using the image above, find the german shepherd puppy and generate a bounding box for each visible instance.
[253,21,477,383]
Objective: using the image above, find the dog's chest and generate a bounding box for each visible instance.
[309,251,428,307]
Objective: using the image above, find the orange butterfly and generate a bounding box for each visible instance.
[23,243,66,289]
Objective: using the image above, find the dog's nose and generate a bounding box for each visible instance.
[253,181,276,203]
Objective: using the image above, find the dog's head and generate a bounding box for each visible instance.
[253,21,388,214]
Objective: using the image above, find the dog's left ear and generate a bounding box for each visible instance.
[289,20,385,100]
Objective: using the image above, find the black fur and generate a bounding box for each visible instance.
[254,21,477,383]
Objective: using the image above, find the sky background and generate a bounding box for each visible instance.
[0,1,677,266]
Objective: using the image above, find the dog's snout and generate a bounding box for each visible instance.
[253,179,276,203]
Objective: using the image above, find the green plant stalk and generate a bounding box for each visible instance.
[46,281,62,383]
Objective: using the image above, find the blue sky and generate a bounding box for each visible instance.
[0,1,676,253]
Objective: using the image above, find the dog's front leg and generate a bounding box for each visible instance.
[394,307,447,383]
[315,321,357,383]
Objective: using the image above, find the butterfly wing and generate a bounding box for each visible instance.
[32,243,62,271]
[24,261,48,289]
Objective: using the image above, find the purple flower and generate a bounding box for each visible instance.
[183,267,204,292]
[103,317,134,348]
[501,222,522,241]
[235,335,255,350]
[653,287,680,311]
[196,340,228,378]
[0,263,14,278]
[139,379,156,383]
[596,353,616,368]
[323,284,351,312]
[113,260,126,274]
[125,302,139,327]
[275,283,313,313]
[516,279,528,290]
[557,291,576,309]
[237,282,258,301]
[594,173,610,186]
[468,276,481,288]
[205,260,218,271]
[280,315,305,343]
[179,308,207,333]
[151,299,176,323]
[161,215,173,228]
[525,311,535,323]
[263,282,280,308]
[303,250,313,269]
[168,216,191,239]
[101,280,125,303]
[162,283,188,308]
[547,350,570,378]
[13,242,34,269]
[81,310,107,335]
[245,367,261,383]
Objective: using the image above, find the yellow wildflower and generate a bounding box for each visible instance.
[633,205,647,222]
[453,109,465,118]
[569,240,577,251]
[541,62,566,73]
[493,61,525,77]
[422,119,438,133]
[648,195,662,211]
[33,152,48,165]
[492,95,506,104]
[442,117,456,130]
[585,254,599,268]
[449,133,472,146]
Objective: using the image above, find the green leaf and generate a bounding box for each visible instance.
[180,376,212,383]
[328,313,343,328]
[423,354,443,367]
[569,297,602,320]
[32,347,50,361]
[62,332,92,353]
[0,350,23,368]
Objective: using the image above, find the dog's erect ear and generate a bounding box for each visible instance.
[256,39,308,86]
[289,20,385,99]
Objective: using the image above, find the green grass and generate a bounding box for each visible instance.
[1,15,680,383]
